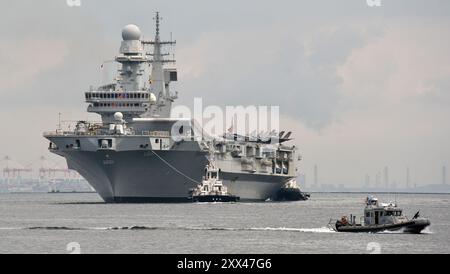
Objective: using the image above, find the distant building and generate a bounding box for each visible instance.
[406,167,410,189]
[384,166,389,189]
[298,173,306,188]
[365,174,370,188]
[314,164,318,187]
[375,172,381,187]
[443,165,447,185]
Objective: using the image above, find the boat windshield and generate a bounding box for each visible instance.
[385,210,402,216]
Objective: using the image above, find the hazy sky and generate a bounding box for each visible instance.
[1,0,449,186]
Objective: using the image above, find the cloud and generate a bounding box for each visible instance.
[177,23,372,129]
[281,19,450,185]
[337,20,450,108]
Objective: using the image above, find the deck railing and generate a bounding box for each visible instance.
[44,128,172,138]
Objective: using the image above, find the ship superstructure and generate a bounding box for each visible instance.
[85,13,177,123]
[44,13,302,203]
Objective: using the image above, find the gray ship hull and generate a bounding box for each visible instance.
[58,150,290,202]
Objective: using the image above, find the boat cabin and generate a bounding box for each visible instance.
[363,196,407,226]
[205,165,219,181]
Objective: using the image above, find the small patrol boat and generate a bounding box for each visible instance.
[331,196,430,234]
[189,162,239,203]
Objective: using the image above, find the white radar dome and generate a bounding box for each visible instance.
[122,24,142,41]
[114,112,124,121]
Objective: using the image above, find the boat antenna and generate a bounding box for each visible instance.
[170,32,175,61]
[154,11,161,41]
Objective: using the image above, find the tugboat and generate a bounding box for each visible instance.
[331,196,430,234]
[189,161,240,203]
[273,179,310,201]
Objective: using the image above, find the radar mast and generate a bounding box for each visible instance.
[142,12,178,118]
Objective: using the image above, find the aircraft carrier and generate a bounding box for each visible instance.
[43,13,301,203]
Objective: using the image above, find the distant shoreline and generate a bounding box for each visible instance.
[0,191,97,195]
[1,191,449,195]
[306,191,450,195]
